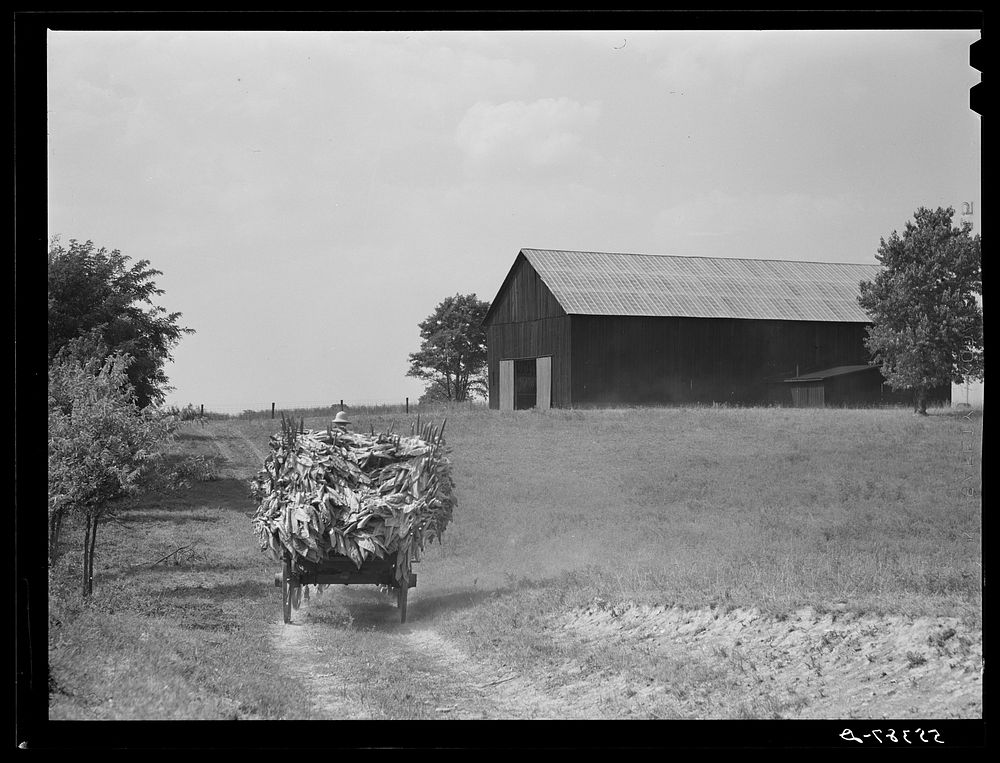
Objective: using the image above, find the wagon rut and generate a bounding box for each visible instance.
[271,588,571,720]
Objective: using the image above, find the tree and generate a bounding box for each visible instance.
[858,206,983,414]
[407,294,490,403]
[48,238,194,408]
[48,352,175,595]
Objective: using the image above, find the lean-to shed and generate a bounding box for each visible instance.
[483,248,949,409]
[780,364,904,407]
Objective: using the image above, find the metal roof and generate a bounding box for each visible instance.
[782,364,876,382]
[519,249,880,322]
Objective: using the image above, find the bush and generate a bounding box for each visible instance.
[164,403,202,421]
[48,352,174,595]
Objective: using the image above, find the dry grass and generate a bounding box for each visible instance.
[357,405,980,618]
[47,404,982,720]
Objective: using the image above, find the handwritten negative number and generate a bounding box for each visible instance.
[841,728,943,744]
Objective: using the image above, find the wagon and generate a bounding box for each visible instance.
[275,550,416,624]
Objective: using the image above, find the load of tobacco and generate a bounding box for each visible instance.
[249,415,455,584]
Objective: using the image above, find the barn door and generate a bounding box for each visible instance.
[499,360,514,411]
[514,359,537,409]
[536,356,551,410]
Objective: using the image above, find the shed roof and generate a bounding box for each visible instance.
[514,249,879,323]
[782,364,876,382]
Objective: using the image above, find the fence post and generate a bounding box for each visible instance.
[340,399,344,411]
[406,397,409,414]
[200,404,204,418]
[271,402,275,419]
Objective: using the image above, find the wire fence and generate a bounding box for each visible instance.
[169,397,489,421]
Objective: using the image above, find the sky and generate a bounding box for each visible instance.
[46,26,981,414]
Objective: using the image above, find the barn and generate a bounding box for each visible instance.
[483,248,949,410]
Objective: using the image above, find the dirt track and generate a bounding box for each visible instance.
[272,588,578,719]
[272,588,982,720]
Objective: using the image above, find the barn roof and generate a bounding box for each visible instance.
[782,364,876,382]
[513,249,880,323]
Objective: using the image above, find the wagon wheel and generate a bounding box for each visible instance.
[397,583,408,624]
[281,554,293,624]
[395,565,410,624]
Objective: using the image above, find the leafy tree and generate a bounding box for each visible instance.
[416,378,464,406]
[48,238,194,408]
[407,294,490,403]
[858,206,983,414]
[48,352,174,595]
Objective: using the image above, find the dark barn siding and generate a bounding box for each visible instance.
[825,369,883,407]
[785,369,950,408]
[569,315,872,406]
[486,317,572,408]
[485,255,570,409]
[486,253,565,325]
[824,371,949,407]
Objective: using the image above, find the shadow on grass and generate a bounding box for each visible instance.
[128,479,255,516]
[158,451,228,470]
[174,431,246,442]
[302,574,567,630]
[125,560,253,578]
[172,431,214,441]
[156,579,275,600]
[124,511,224,524]
[404,587,508,621]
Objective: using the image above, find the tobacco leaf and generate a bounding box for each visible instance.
[250,426,456,578]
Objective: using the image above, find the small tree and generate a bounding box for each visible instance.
[858,206,983,414]
[406,294,490,403]
[48,237,194,408]
[48,352,174,595]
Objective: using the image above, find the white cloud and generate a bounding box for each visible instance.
[654,190,863,238]
[455,98,602,174]
[652,32,775,95]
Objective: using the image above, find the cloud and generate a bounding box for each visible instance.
[654,190,863,238]
[455,97,602,174]
[652,32,779,95]
[646,189,884,263]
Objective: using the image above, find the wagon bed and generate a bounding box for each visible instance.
[275,551,416,624]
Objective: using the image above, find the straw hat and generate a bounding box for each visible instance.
[332,411,351,425]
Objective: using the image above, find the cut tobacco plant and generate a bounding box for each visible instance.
[249,415,456,584]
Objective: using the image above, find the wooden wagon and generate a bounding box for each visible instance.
[275,550,416,624]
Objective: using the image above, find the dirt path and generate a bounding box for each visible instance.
[273,617,375,720]
[206,425,270,479]
[395,626,587,719]
[270,587,576,719]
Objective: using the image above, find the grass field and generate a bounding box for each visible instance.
[47,404,983,720]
